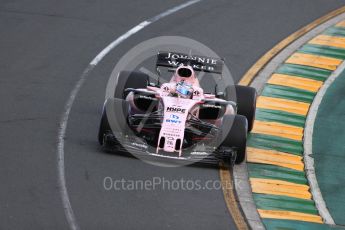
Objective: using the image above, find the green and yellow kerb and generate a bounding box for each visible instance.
[245,20,345,224]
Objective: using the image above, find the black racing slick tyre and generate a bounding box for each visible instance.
[114,71,149,99]
[219,114,248,164]
[225,85,257,132]
[98,98,129,145]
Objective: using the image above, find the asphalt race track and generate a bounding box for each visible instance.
[1,0,344,229]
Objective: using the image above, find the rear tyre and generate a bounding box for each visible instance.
[219,114,248,164]
[114,71,149,99]
[225,85,257,132]
[98,98,129,145]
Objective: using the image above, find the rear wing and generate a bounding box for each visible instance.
[156,51,224,74]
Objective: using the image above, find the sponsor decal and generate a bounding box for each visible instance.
[165,119,182,124]
[166,106,186,113]
[193,90,200,96]
[170,114,179,120]
[166,52,218,65]
[165,61,215,72]
[162,132,180,137]
[190,151,209,155]
[202,104,222,109]
[132,142,148,149]
[156,52,224,74]
[138,95,154,100]
[165,113,182,124]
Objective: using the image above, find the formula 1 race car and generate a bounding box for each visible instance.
[98,52,257,165]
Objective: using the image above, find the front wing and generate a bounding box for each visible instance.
[102,132,236,166]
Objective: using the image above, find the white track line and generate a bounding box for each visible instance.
[304,61,345,225]
[90,0,200,66]
[56,1,201,230]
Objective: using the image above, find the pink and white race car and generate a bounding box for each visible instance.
[98,52,257,164]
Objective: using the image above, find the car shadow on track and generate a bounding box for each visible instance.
[97,145,224,170]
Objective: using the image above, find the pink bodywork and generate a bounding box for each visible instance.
[158,96,201,156]
[153,66,201,155]
[130,65,234,156]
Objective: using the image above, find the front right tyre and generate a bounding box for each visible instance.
[219,114,248,164]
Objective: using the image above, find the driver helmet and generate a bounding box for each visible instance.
[176,81,193,98]
[173,65,197,98]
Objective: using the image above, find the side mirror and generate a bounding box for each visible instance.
[149,82,160,88]
[216,92,225,99]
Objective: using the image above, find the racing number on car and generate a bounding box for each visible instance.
[167,137,174,146]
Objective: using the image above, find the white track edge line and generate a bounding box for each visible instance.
[304,61,345,225]
[56,1,201,230]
